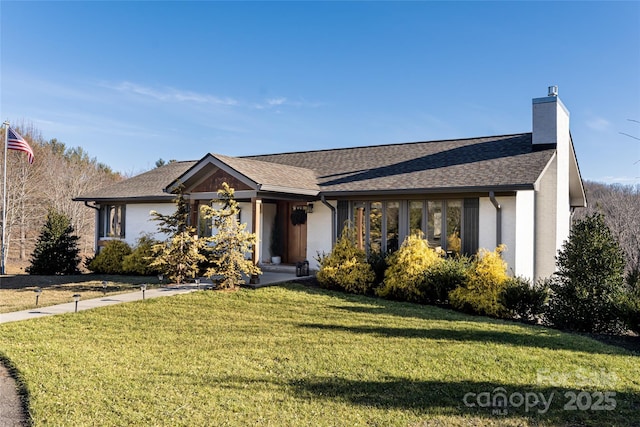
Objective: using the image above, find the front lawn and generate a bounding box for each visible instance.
[0,283,638,426]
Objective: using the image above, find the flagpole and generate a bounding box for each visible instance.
[2,120,8,276]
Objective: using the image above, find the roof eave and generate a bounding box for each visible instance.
[259,184,320,196]
[318,184,534,198]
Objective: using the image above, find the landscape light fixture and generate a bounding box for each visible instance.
[158,274,164,282]
[195,278,200,289]
[72,294,81,313]
[141,284,147,300]
[34,288,42,306]
[102,281,107,295]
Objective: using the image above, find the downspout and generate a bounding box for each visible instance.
[83,201,100,254]
[320,194,336,247]
[489,191,502,247]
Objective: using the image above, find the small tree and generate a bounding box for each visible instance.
[150,188,208,284]
[27,208,81,275]
[546,213,626,333]
[201,183,261,289]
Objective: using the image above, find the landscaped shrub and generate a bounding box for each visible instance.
[367,250,389,286]
[316,226,375,294]
[87,240,132,274]
[546,213,626,334]
[500,276,549,323]
[619,294,640,335]
[122,234,160,275]
[376,233,443,302]
[448,245,509,318]
[418,256,470,304]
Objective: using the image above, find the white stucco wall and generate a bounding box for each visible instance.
[306,200,335,270]
[478,196,517,276]
[124,202,176,246]
[515,190,535,280]
[536,155,558,280]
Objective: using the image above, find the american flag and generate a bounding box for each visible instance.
[6,127,34,164]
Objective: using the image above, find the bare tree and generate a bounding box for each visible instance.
[576,181,640,284]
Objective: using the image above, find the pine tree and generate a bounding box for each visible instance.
[27,208,81,275]
[150,188,208,284]
[201,183,261,289]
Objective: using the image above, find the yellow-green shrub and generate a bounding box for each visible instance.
[316,227,375,294]
[449,245,509,317]
[377,233,444,302]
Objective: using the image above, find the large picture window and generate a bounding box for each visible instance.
[349,198,478,256]
[98,204,125,238]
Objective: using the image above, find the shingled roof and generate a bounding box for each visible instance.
[213,154,319,192]
[245,133,555,194]
[76,133,557,201]
[74,160,197,201]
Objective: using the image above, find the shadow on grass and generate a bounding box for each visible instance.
[280,283,638,357]
[289,376,640,426]
[298,323,633,356]
[0,274,161,290]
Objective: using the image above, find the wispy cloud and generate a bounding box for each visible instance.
[599,175,640,184]
[107,81,238,106]
[586,117,611,131]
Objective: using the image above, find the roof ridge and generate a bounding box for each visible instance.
[242,132,531,159]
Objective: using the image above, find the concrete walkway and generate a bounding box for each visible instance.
[0,271,301,325]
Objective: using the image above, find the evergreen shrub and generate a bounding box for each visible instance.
[27,208,81,275]
[500,276,549,323]
[122,234,160,275]
[316,226,375,294]
[448,245,509,317]
[376,233,443,302]
[87,240,132,274]
[418,256,470,304]
[546,213,626,334]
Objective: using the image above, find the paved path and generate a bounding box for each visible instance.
[0,271,300,325]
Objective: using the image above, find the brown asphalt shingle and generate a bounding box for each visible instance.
[76,133,556,200]
[246,133,554,193]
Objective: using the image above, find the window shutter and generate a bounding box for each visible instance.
[336,200,349,239]
[462,198,479,255]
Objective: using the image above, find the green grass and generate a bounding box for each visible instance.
[0,283,638,426]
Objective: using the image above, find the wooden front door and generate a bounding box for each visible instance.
[287,202,307,263]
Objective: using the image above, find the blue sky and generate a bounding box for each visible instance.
[1,1,639,183]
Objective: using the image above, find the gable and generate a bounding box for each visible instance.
[191,167,253,193]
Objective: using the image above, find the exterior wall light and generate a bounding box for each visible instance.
[307,203,314,213]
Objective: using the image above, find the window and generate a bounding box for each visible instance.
[99,205,125,238]
[386,201,399,253]
[409,201,424,236]
[348,198,477,256]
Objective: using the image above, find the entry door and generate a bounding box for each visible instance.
[287,203,307,263]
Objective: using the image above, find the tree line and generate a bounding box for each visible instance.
[0,122,121,271]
